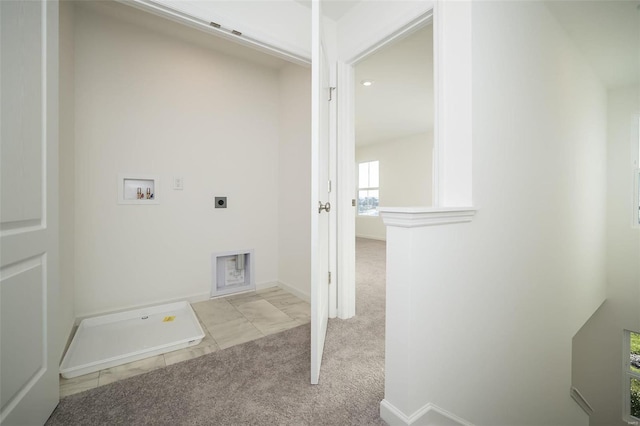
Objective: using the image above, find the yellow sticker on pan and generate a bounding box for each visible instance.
[163,316,176,322]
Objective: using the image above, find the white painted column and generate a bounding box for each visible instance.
[381,224,415,418]
[379,207,476,426]
[433,0,472,207]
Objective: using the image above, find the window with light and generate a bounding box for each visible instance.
[358,161,379,216]
[625,330,640,421]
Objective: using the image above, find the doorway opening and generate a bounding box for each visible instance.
[352,22,435,315]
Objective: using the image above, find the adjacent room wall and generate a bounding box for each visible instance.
[58,0,76,353]
[383,1,607,424]
[73,3,307,317]
[355,132,433,241]
[572,84,640,426]
[278,63,311,301]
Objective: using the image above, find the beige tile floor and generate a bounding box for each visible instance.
[60,287,310,398]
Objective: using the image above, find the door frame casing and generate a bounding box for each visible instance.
[335,3,436,320]
[335,61,355,319]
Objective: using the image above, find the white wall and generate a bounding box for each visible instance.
[58,0,76,353]
[72,3,308,316]
[572,84,640,425]
[383,1,607,424]
[355,132,433,241]
[278,63,311,301]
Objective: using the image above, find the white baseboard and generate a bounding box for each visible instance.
[380,399,410,425]
[570,386,594,416]
[276,280,310,303]
[380,399,474,426]
[356,233,386,241]
[255,281,279,291]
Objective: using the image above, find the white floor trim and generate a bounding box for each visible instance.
[355,233,386,241]
[570,386,594,416]
[255,281,280,292]
[380,399,474,426]
[276,280,310,303]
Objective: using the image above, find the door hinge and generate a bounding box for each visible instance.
[328,87,336,102]
[352,199,356,207]
[328,271,332,284]
[328,180,332,193]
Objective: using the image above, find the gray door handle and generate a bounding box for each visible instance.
[318,201,331,214]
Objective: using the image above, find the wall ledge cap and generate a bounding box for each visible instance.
[379,206,477,228]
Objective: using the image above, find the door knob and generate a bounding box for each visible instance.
[318,201,331,214]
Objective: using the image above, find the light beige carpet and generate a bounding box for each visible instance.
[46,238,387,425]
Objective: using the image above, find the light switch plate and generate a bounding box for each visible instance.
[173,177,183,190]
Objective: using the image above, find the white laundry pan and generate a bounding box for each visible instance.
[60,301,204,379]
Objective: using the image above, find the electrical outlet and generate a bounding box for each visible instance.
[173,177,183,190]
[215,197,227,208]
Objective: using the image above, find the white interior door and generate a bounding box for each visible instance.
[1,1,60,424]
[310,0,331,385]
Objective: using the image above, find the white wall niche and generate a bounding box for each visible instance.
[118,174,159,205]
[211,249,255,298]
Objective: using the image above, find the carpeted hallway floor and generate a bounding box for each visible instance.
[46,238,387,425]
